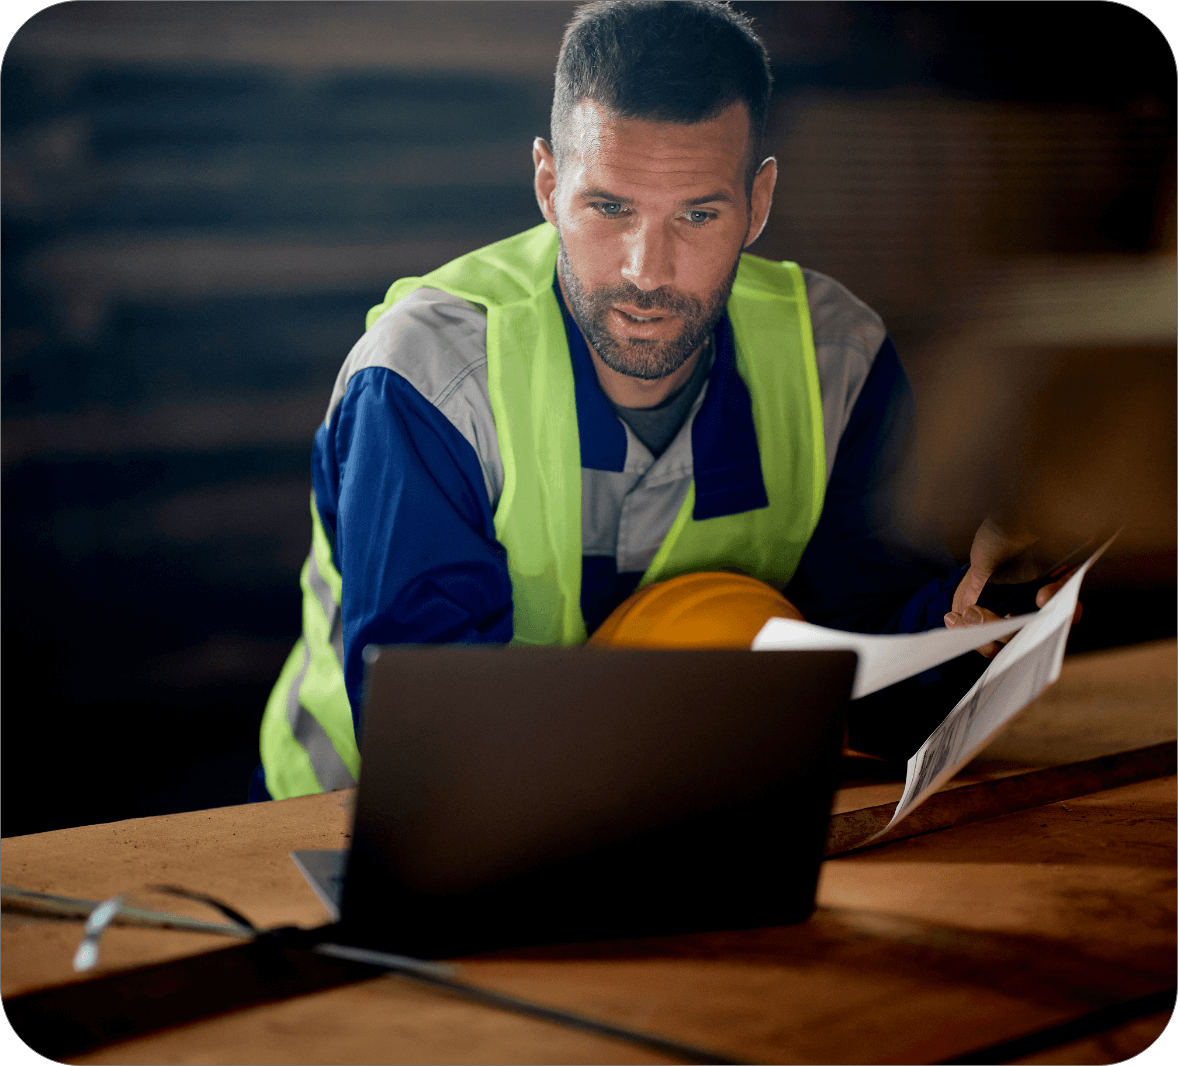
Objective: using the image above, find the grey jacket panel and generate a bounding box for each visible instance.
[329,270,886,576]
[581,468,637,557]
[581,407,696,570]
[615,473,694,574]
[327,288,504,509]
[802,267,887,482]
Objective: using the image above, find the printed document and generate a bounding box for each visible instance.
[753,534,1116,837]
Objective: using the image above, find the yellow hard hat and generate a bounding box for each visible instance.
[588,571,805,650]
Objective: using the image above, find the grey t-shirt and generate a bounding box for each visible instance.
[608,339,715,458]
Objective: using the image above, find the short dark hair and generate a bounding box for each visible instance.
[551,1,773,189]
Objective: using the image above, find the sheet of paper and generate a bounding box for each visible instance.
[753,612,1030,698]
[867,534,1116,840]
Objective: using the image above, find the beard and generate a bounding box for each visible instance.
[557,243,738,381]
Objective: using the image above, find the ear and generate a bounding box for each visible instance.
[744,156,777,248]
[533,137,559,226]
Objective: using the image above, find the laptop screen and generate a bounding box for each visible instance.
[338,645,856,958]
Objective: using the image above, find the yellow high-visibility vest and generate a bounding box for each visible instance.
[261,222,825,797]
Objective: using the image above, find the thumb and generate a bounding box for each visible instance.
[952,565,991,615]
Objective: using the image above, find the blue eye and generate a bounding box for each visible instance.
[599,202,623,216]
[686,210,713,225]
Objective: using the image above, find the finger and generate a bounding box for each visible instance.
[1035,566,1079,608]
[1033,586,1083,627]
[952,566,992,616]
[950,605,1004,626]
[944,604,1013,659]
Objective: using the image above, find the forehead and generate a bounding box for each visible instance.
[559,100,750,198]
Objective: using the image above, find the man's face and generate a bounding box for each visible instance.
[535,101,776,382]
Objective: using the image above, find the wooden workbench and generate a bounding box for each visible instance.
[3,640,1174,1064]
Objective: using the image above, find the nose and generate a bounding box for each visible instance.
[620,218,674,292]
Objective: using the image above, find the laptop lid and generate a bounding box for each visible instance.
[337,645,856,958]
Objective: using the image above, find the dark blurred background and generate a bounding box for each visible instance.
[3,2,1174,836]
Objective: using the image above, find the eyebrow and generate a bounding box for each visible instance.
[683,191,735,207]
[579,187,634,204]
[578,187,735,207]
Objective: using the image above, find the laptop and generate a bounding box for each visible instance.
[294,644,856,959]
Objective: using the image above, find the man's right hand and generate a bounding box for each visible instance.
[951,516,1040,617]
[945,517,1085,659]
[945,516,1039,659]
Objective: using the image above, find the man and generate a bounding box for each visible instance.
[255,0,1052,802]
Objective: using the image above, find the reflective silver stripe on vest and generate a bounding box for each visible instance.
[286,549,355,791]
[330,612,345,669]
[329,288,505,509]
[802,267,886,483]
[307,546,339,648]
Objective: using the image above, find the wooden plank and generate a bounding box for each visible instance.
[941,988,1175,1064]
[826,741,1176,855]
[2,931,740,1065]
[826,638,1176,854]
[1007,1008,1173,1064]
[1,780,1172,1065]
[0,789,351,999]
[1,641,1173,1064]
[54,776,1175,1065]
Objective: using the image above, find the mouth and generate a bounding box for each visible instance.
[613,302,672,318]
[610,304,676,333]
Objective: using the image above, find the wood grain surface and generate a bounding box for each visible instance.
[2,640,1174,1064]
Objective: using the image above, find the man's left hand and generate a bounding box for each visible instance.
[945,569,1083,659]
[952,516,1039,614]
[945,517,1082,659]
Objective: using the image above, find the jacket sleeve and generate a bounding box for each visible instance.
[313,365,513,728]
[785,336,986,760]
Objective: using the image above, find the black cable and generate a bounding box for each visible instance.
[315,941,751,1064]
[403,965,752,1065]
